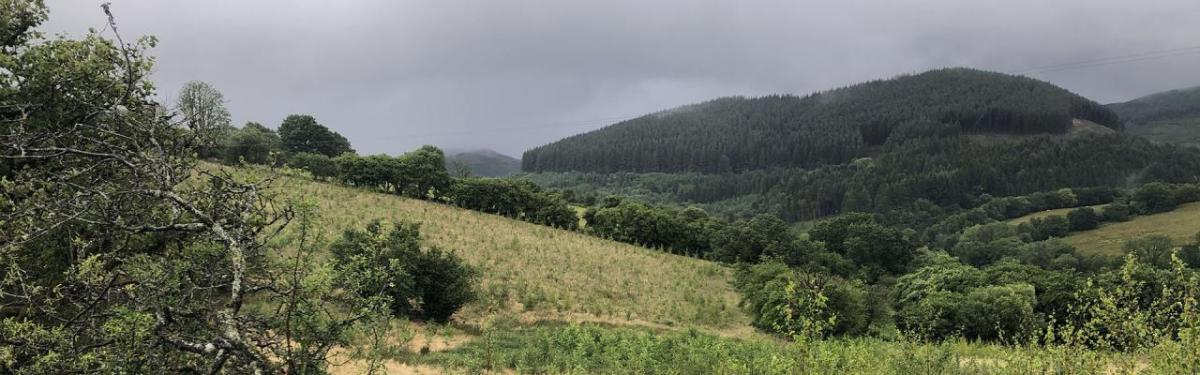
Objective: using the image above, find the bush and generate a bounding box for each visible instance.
[1132,182,1177,214]
[1066,207,1101,231]
[408,246,480,323]
[1172,184,1200,204]
[1026,215,1069,241]
[330,220,477,323]
[1102,202,1131,222]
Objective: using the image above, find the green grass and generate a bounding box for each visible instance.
[1060,202,1200,257]
[411,323,1194,374]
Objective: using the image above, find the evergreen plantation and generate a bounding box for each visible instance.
[523,68,1120,174]
[522,70,1200,221]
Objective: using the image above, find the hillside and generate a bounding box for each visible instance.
[1109,85,1200,124]
[229,165,746,330]
[524,68,1119,174]
[1109,86,1200,148]
[445,149,522,177]
[1059,202,1200,257]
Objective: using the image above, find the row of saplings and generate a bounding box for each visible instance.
[732,215,1200,351]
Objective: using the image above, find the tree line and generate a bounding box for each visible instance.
[527,131,1200,222]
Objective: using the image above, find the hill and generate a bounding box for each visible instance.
[521,69,1200,222]
[445,149,522,177]
[1109,86,1200,148]
[1109,85,1200,124]
[230,164,745,330]
[235,164,1179,374]
[524,68,1119,174]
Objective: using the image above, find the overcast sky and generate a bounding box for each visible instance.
[41,0,1200,157]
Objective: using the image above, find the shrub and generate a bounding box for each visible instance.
[1123,235,1175,269]
[1172,184,1200,205]
[407,246,479,323]
[1026,215,1069,241]
[1102,202,1131,222]
[330,220,477,323]
[1067,207,1101,231]
[1133,182,1177,214]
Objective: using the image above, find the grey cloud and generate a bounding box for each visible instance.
[41,0,1200,156]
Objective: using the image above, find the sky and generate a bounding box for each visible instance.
[40,0,1200,157]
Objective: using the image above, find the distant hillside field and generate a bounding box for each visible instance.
[229,165,746,331]
[1059,202,1200,257]
[1110,86,1200,147]
[445,149,521,177]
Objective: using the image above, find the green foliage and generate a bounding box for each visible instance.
[1133,182,1178,214]
[0,6,395,371]
[711,214,795,263]
[892,261,1038,341]
[1024,215,1069,241]
[1122,235,1175,269]
[1067,254,1199,351]
[811,214,915,277]
[951,222,1022,267]
[1066,207,1100,231]
[446,178,579,230]
[1101,202,1131,222]
[525,68,1119,174]
[278,114,354,157]
[332,146,453,198]
[733,263,849,338]
[330,220,478,323]
[287,152,337,180]
[220,121,281,165]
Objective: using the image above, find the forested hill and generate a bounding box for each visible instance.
[445,149,521,177]
[522,68,1119,174]
[1108,85,1200,125]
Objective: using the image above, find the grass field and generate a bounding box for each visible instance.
[225,164,746,331]
[1059,202,1200,257]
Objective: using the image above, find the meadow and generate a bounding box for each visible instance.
[1059,202,1200,256]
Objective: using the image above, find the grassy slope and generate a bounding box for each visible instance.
[1060,202,1200,257]
[232,165,746,331]
[1005,202,1200,257]
[1129,118,1200,148]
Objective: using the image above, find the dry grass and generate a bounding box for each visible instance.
[225,164,747,332]
[1060,202,1200,257]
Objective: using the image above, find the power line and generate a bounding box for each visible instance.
[1009,45,1200,75]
